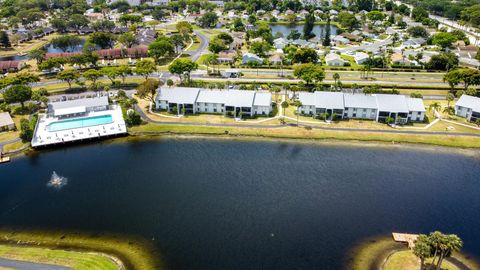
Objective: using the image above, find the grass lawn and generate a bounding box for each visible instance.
[186,36,201,51]
[0,245,119,270]
[130,122,480,148]
[0,229,164,270]
[340,55,361,68]
[384,250,459,270]
[0,114,28,144]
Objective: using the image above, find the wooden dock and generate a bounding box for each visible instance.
[0,156,10,164]
[392,232,419,249]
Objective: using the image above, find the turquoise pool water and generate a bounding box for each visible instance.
[48,115,113,132]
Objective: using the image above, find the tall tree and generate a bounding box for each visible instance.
[168,58,198,82]
[89,32,117,49]
[148,38,174,64]
[118,32,138,48]
[83,69,103,89]
[413,235,432,270]
[57,70,80,89]
[3,85,32,108]
[136,78,160,106]
[303,11,315,40]
[322,16,331,47]
[0,31,11,48]
[135,60,157,80]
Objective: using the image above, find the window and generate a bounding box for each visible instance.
[214,108,217,112]
[363,109,366,112]
[205,108,207,112]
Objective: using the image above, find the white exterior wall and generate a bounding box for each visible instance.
[156,100,169,110]
[298,105,315,115]
[326,59,344,66]
[254,105,271,116]
[409,111,425,122]
[344,107,377,120]
[455,105,471,120]
[196,102,224,114]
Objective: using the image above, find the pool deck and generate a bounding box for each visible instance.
[32,105,127,148]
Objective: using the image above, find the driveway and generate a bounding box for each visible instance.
[0,258,72,270]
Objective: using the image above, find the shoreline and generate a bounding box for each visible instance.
[5,130,480,160]
[345,235,480,270]
[0,228,164,270]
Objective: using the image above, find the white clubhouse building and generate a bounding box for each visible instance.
[32,96,127,147]
[455,94,480,122]
[156,87,273,117]
[298,91,426,123]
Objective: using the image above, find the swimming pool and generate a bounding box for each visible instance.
[48,115,113,132]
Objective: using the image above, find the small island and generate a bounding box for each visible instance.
[347,231,479,270]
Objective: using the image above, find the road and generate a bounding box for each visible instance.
[338,36,393,53]
[0,258,72,270]
[186,31,210,61]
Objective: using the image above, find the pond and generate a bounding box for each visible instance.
[0,139,479,270]
[270,24,338,39]
[0,39,85,61]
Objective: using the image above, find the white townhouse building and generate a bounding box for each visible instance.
[344,93,378,120]
[298,92,426,123]
[156,88,273,117]
[375,94,426,123]
[455,94,480,122]
[298,92,345,120]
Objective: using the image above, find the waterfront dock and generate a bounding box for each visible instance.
[392,232,419,249]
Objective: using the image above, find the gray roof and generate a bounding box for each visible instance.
[314,92,344,109]
[225,90,255,107]
[375,94,409,113]
[456,94,480,112]
[196,90,228,104]
[0,112,14,127]
[157,87,200,104]
[298,92,315,106]
[49,96,109,112]
[344,93,378,109]
[253,92,272,107]
[406,97,426,112]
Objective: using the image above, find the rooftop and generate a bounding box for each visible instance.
[0,112,14,127]
[157,87,201,104]
[456,94,480,112]
[314,92,344,109]
[49,96,109,113]
[344,93,378,109]
[375,94,409,113]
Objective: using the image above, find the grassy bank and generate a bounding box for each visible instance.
[129,123,480,148]
[0,245,120,270]
[0,229,164,270]
[345,236,480,270]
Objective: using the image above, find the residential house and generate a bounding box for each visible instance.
[332,35,350,45]
[242,53,263,65]
[390,52,411,65]
[269,54,283,65]
[0,112,15,131]
[274,38,288,49]
[217,50,236,64]
[354,52,369,64]
[47,96,110,119]
[325,53,345,66]
[455,94,480,122]
[0,61,25,73]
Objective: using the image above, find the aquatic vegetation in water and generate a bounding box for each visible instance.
[47,171,68,189]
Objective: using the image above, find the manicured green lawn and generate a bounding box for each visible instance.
[384,250,459,270]
[0,229,164,270]
[0,245,119,270]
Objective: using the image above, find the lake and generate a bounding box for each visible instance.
[0,40,85,61]
[1,138,479,270]
[270,24,338,39]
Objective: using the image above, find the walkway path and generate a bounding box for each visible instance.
[0,137,21,153]
[134,105,480,137]
[0,257,72,270]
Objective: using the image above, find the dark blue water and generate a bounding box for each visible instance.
[0,40,85,61]
[0,139,479,270]
[270,24,338,38]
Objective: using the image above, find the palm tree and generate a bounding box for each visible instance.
[333,73,340,90]
[413,235,432,270]
[429,102,441,118]
[293,100,302,126]
[436,234,463,270]
[446,93,455,107]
